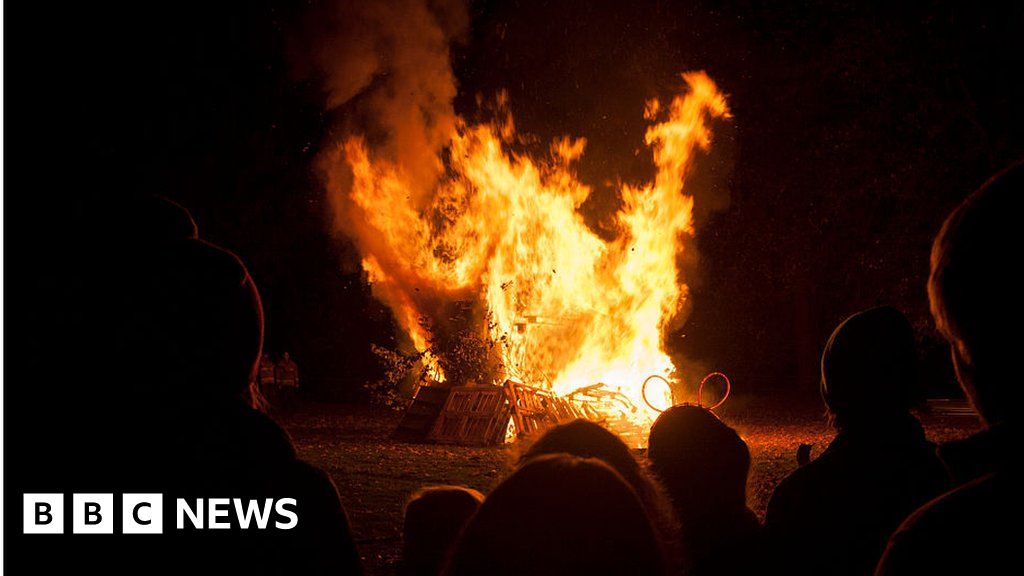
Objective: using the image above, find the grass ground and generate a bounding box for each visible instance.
[276,396,979,575]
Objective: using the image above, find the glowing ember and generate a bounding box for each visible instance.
[327,72,730,436]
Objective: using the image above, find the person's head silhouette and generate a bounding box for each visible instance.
[132,239,264,409]
[520,419,647,491]
[519,419,678,549]
[929,162,1022,427]
[446,454,665,576]
[820,306,919,430]
[401,486,483,576]
[648,405,751,520]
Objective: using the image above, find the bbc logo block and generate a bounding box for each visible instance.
[123,494,163,534]
[73,493,114,534]
[24,494,64,534]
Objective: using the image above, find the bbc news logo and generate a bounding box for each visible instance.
[23,494,298,534]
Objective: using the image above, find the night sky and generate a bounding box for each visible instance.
[10,0,1023,404]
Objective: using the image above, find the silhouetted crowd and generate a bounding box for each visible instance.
[116,163,1020,574]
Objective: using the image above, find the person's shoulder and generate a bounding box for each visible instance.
[898,471,1002,532]
[884,472,1003,554]
[281,457,345,507]
[877,472,1011,574]
[288,458,337,488]
[234,405,298,459]
[774,446,848,493]
[766,453,838,520]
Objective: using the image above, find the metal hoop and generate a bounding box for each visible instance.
[641,374,673,413]
[697,371,731,411]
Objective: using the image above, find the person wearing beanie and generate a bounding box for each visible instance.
[764,307,949,576]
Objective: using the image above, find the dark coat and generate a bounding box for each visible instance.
[680,507,762,576]
[112,401,364,576]
[167,402,363,575]
[875,425,1018,575]
[765,416,950,576]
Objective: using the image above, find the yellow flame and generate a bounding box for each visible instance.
[335,71,729,432]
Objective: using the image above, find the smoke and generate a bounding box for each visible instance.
[293,0,468,216]
[291,0,474,372]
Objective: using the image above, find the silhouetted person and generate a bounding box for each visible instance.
[876,164,1023,575]
[764,306,949,576]
[114,230,361,574]
[14,194,209,576]
[445,454,667,576]
[260,352,277,393]
[277,351,300,390]
[401,486,483,576]
[647,405,761,576]
[519,419,680,562]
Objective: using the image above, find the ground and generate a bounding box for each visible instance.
[275,396,979,575]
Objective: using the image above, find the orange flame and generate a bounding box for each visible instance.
[332,71,729,433]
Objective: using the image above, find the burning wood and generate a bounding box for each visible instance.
[324,50,730,437]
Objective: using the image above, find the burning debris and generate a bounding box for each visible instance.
[395,371,731,448]
[308,0,731,440]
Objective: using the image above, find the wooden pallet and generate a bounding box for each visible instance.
[505,380,585,438]
[393,385,453,442]
[427,386,512,446]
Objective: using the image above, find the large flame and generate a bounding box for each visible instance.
[331,72,729,433]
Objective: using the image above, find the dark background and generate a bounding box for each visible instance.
[8,0,1024,409]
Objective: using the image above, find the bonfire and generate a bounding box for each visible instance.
[326,72,730,444]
